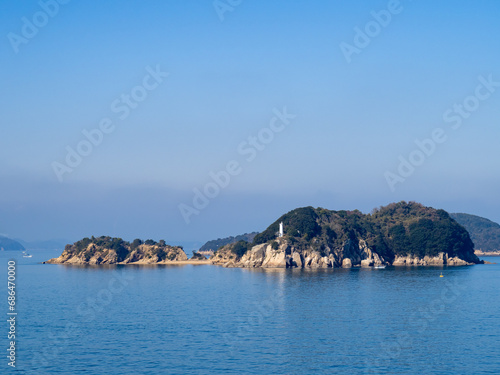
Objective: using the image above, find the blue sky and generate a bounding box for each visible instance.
[1,0,499,249]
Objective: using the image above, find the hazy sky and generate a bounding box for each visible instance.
[1,0,499,249]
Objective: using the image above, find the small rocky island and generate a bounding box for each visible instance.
[46,237,190,265]
[46,202,483,268]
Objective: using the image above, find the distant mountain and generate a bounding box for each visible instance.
[16,238,71,250]
[0,236,25,251]
[199,232,258,252]
[176,240,204,252]
[450,213,500,252]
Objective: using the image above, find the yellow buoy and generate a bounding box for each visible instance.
[439,273,444,278]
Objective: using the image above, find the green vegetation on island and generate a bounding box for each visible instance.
[212,202,480,267]
[252,202,475,260]
[450,213,500,252]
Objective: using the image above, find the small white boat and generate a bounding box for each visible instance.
[22,251,32,258]
[374,265,386,269]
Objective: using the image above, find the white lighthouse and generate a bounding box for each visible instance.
[279,222,284,238]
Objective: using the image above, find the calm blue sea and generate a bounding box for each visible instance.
[1,250,499,375]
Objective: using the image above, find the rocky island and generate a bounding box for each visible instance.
[45,237,192,265]
[211,202,482,268]
[450,213,500,256]
[46,202,483,268]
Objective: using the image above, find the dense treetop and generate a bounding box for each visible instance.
[249,201,475,261]
[64,236,182,262]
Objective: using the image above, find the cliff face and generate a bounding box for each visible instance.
[46,237,187,265]
[210,238,388,268]
[210,202,482,268]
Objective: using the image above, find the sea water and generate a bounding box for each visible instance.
[1,250,499,375]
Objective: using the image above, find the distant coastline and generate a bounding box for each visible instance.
[475,250,500,256]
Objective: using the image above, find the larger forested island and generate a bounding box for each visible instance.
[47,202,482,267]
[212,201,481,267]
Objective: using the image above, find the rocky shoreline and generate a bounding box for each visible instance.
[45,238,477,268]
[474,250,500,256]
[210,238,477,268]
[45,237,191,265]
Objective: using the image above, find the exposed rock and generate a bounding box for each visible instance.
[446,257,472,266]
[342,258,352,268]
[392,252,475,266]
[262,248,287,268]
[291,252,303,268]
[46,239,187,265]
[361,258,374,267]
[240,244,267,268]
[208,251,234,266]
[373,253,383,266]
